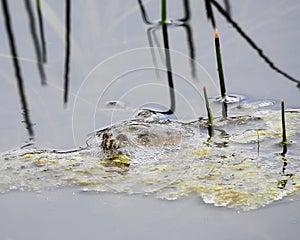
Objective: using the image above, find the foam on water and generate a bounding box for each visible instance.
[1,104,300,211]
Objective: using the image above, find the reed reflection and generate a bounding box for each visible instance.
[178,0,190,22]
[281,143,287,156]
[223,0,231,17]
[35,0,47,63]
[138,0,196,114]
[161,24,175,114]
[207,0,300,89]
[1,0,35,140]
[204,0,216,29]
[24,0,46,85]
[63,0,71,105]
[278,145,293,190]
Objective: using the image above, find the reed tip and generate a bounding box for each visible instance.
[203,85,206,90]
[215,30,219,39]
[281,98,284,104]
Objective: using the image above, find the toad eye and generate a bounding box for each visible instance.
[102,132,112,140]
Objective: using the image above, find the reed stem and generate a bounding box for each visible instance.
[161,0,167,24]
[281,99,287,144]
[203,86,214,137]
[214,30,226,100]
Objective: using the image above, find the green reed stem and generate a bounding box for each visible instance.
[214,30,227,99]
[203,86,214,137]
[161,0,167,24]
[281,99,287,144]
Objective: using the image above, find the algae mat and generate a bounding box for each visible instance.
[1,105,300,211]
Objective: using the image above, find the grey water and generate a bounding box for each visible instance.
[1,0,300,239]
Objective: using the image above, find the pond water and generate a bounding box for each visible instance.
[1,0,300,239]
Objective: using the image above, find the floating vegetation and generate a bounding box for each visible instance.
[1,103,300,211]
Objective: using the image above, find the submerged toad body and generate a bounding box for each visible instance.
[96,120,196,156]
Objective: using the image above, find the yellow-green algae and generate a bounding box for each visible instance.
[1,107,300,211]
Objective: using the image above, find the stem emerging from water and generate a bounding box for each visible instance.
[281,99,287,144]
[214,30,226,100]
[161,0,167,24]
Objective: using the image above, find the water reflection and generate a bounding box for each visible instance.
[137,0,196,114]
[182,23,196,77]
[278,145,293,190]
[223,0,231,17]
[281,143,287,156]
[208,0,300,89]
[278,142,289,189]
[35,0,47,63]
[161,24,175,114]
[204,0,216,29]
[24,0,46,85]
[2,0,299,143]
[1,0,35,140]
[147,23,196,78]
[137,0,153,25]
[138,0,300,118]
[178,0,190,22]
[63,0,71,105]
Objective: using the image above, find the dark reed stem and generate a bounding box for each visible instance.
[222,101,228,119]
[147,26,161,79]
[161,0,167,24]
[281,143,287,156]
[205,0,216,29]
[281,99,287,144]
[256,129,260,155]
[209,0,300,86]
[35,0,47,63]
[24,0,46,85]
[64,0,71,105]
[161,23,176,114]
[145,18,195,78]
[137,0,154,25]
[203,86,214,137]
[214,30,227,100]
[223,0,231,17]
[182,23,196,77]
[179,0,190,22]
[1,0,34,139]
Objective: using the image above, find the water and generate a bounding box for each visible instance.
[1,0,300,238]
[1,0,300,150]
